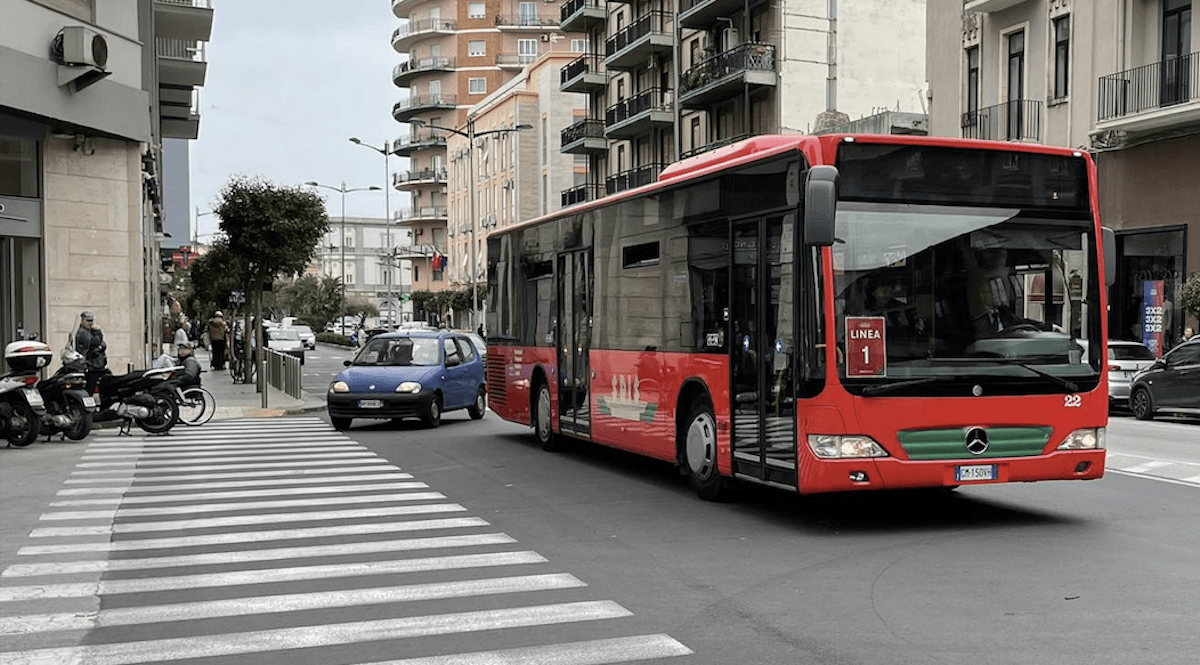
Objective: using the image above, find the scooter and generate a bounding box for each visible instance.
[37,346,98,441]
[62,351,180,436]
[2,341,50,447]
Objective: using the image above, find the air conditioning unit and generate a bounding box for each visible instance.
[721,27,739,51]
[52,26,108,69]
[539,33,551,42]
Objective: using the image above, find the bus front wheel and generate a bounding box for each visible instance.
[683,397,728,501]
[533,381,560,451]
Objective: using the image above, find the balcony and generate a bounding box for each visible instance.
[496,13,559,29]
[395,206,448,225]
[392,57,457,86]
[1097,53,1200,135]
[497,54,537,70]
[604,11,673,71]
[561,53,607,93]
[678,0,743,29]
[606,87,674,138]
[155,37,207,140]
[394,167,448,190]
[561,118,607,153]
[560,0,606,32]
[679,43,777,108]
[391,130,448,156]
[391,0,422,19]
[392,94,458,122]
[961,99,1042,142]
[962,0,1029,13]
[607,163,665,194]
[153,0,213,40]
[562,183,606,207]
[392,19,457,52]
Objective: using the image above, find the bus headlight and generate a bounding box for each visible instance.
[807,435,889,459]
[396,381,422,393]
[1057,427,1106,450]
[329,381,349,393]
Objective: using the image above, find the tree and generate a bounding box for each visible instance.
[278,274,343,331]
[1181,271,1200,325]
[347,298,379,329]
[212,176,329,386]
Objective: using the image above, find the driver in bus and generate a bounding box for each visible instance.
[972,280,1022,335]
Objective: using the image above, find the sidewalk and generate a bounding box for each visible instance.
[190,346,327,420]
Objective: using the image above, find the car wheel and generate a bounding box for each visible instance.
[422,395,442,428]
[331,416,351,431]
[683,396,730,501]
[467,386,487,420]
[1130,387,1155,421]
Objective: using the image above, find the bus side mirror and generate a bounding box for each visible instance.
[804,166,838,247]
[1102,226,1116,287]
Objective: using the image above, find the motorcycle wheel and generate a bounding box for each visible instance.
[5,401,40,447]
[137,395,179,434]
[63,400,94,441]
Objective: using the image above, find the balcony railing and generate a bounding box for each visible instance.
[394,167,448,186]
[606,87,673,125]
[396,206,448,222]
[391,130,448,154]
[392,94,458,117]
[560,0,605,27]
[392,19,457,44]
[496,13,559,27]
[605,10,673,57]
[497,54,537,67]
[561,118,606,146]
[562,183,606,207]
[561,52,605,86]
[680,42,776,95]
[961,99,1042,142]
[1098,53,1198,121]
[393,57,457,81]
[607,163,665,193]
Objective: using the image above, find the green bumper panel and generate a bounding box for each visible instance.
[897,427,1053,460]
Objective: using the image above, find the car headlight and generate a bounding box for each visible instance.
[1057,427,1105,450]
[807,435,889,459]
[329,381,349,393]
[396,381,422,393]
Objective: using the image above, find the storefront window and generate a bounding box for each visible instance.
[1114,228,1187,354]
[0,137,39,198]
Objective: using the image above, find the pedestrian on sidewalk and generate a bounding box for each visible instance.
[207,311,229,371]
[74,310,108,393]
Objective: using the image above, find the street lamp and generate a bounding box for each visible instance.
[349,137,398,329]
[304,181,381,329]
[409,117,532,331]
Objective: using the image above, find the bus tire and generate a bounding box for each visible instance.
[533,380,560,451]
[683,397,727,501]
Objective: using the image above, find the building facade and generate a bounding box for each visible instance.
[927,0,1199,349]
[314,215,415,326]
[0,0,211,366]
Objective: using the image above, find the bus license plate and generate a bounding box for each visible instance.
[955,464,997,482]
[358,399,383,409]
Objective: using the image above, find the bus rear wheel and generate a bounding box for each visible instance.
[683,397,728,501]
[533,380,560,451]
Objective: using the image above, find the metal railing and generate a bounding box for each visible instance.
[561,0,603,23]
[392,18,457,43]
[680,43,776,95]
[495,13,559,27]
[562,183,605,207]
[607,163,665,193]
[1098,53,1197,121]
[561,118,605,147]
[606,87,673,125]
[561,52,605,85]
[961,99,1042,142]
[264,349,302,400]
[605,10,673,56]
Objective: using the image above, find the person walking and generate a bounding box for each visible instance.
[74,310,107,393]
[173,320,191,349]
[206,311,229,370]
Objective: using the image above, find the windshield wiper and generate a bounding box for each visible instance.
[928,356,1079,392]
[861,376,947,397]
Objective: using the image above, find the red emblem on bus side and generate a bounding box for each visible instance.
[846,316,886,377]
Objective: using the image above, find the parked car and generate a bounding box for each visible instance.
[289,324,316,350]
[1106,340,1157,406]
[326,330,487,430]
[265,328,305,364]
[1127,339,1200,420]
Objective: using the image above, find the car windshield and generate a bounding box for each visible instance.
[270,330,299,341]
[353,337,441,367]
[833,201,1103,396]
[294,326,313,335]
[1110,344,1154,361]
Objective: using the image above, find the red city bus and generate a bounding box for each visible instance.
[484,134,1113,500]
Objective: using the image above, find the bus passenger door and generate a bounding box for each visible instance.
[730,215,798,489]
[556,250,592,436]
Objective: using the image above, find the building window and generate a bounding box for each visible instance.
[468,40,486,57]
[965,46,979,124]
[518,1,538,25]
[0,137,40,198]
[1162,0,1192,106]
[518,39,537,64]
[571,39,586,52]
[469,78,486,94]
[468,2,485,19]
[1053,16,1070,99]
[1007,30,1026,139]
[345,234,354,248]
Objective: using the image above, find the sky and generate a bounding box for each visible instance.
[190,2,404,241]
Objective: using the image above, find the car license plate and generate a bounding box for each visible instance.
[82,396,96,408]
[358,399,383,409]
[955,464,997,482]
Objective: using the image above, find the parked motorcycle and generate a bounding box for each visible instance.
[63,355,180,436]
[37,346,98,441]
[2,341,50,447]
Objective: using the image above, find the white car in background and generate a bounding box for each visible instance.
[287,324,317,350]
[266,328,305,364]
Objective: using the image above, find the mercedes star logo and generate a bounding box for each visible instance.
[965,427,989,455]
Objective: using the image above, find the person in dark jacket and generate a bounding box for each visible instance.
[74,310,108,393]
[175,342,202,388]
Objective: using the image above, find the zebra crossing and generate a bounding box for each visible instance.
[0,417,692,664]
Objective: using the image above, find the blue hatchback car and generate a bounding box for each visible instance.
[326,330,487,430]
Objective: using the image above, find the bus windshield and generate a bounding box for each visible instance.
[833,201,1103,395]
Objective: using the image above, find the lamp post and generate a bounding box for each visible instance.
[304,181,381,330]
[349,137,398,329]
[409,117,531,331]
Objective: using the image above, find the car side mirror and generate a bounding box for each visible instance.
[343,360,351,367]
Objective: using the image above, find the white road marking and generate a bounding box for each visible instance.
[82,443,362,459]
[56,472,411,494]
[1120,460,1173,474]
[47,482,430,509]
[64,464,397,483]
[361,635,693,665]
[70,457,382,475]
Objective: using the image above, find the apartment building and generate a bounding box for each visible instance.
[0,0,211,365]
[927,0,1199,347]
[314,215,415,326]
